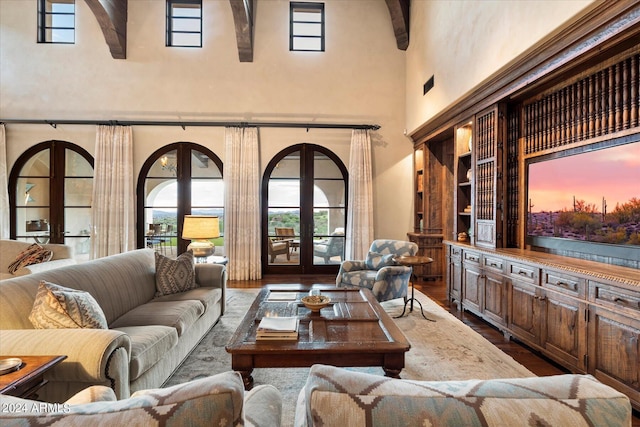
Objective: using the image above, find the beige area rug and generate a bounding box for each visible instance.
[165,288,535,426]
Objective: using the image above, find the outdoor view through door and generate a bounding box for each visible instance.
[263,144,347,273]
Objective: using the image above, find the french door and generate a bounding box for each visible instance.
[262,144,347,274]
[9,141,94,261]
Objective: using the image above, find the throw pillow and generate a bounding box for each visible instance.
[365,251,396,270]
[155,250,196,297]
[29,281,108,329]
[7,243,53,274]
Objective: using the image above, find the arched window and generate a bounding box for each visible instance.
[9,140,94,261]
[262,143,347,274]
[137,142,223,257]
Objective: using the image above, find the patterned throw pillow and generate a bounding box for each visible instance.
[29,281,108,329]
[155,250,196,297]
[8,243,53,274]
[365,251,396,270]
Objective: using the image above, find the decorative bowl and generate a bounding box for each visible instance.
[301,295,331,312]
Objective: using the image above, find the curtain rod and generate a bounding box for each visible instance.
[0,118,380,131]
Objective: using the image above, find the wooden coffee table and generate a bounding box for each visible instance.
[225,285,411,389]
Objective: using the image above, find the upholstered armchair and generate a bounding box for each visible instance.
[336,239,418,302]
[0,372,282,427]
[313,230,345,263]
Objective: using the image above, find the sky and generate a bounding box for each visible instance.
[528,142,640,212]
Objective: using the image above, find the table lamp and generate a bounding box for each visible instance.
[182,215,220,259]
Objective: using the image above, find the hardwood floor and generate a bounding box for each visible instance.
[228,275,639,425]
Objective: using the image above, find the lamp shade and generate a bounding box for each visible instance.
[182,216,220,240]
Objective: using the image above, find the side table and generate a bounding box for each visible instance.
[393,255,436,321]
[0,355,66,399]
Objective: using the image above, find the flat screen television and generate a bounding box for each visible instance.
[526,140,640,268]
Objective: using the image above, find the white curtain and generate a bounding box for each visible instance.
[0,124,9,239]
[224,127,261,280]
[91,125,135,259]
[346,129,374,259]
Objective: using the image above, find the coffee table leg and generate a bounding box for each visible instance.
[239,370,254,390]
[231,355,255,390]
[383,354,404,378]
[383,367,402,378]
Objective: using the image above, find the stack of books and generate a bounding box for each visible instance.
[256,316,299,341]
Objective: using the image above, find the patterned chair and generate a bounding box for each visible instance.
[336,239,418,302]
[0,371,282,427]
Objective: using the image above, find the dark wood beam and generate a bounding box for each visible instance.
[84,0,128,59]
[385,0,410,50]
[229,0,254,62]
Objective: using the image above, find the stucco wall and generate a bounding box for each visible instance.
[405,0,595,134]
[0,0,411,242]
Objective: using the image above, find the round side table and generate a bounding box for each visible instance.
[393,255,435,321]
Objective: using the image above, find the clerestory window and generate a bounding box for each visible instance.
[166,0,203,47]
[38,0,75,44]
[290,2,325,52]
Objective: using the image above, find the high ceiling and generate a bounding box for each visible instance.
[83,0,410,61]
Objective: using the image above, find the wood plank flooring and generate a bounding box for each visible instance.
[228,275,639,425]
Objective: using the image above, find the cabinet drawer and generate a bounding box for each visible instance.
[463,250,481,265]
[507,261,539,284]
[542,269,585,297]
[589,281,640,314]
[449,245,462,260]
[482,256,505,273]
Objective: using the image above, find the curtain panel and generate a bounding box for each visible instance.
[346,129,374,259]
[0,124,9,239]
[224,127,261,280]
[91,125,135,259]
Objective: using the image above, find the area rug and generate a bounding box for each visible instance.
[164,288,535,426]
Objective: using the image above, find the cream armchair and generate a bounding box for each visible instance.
[336,239,418,302]
[0,372,282,427]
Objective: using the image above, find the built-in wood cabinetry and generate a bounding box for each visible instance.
[415,2,640,411]
[445,241,640,409]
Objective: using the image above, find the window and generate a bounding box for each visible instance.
[166,0,202,47]
[9,141,93,262]
[38,0,75,44]
[290,2,324,52]
[137,143,223,257]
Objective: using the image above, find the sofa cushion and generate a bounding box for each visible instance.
[295,365,632,427]
[110,300,204,337]
[28,280,108,329]
[364,251,396,270]
[155,251,196,297]
[153,287,222,310]
[8,243,53,274]
[112,325,179,381]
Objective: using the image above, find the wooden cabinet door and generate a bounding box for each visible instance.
[507,279,542,346]
[588,304,640,409]
[473,104,506,249]
[462,263,482,315]
[483,271,508,327]
[541,289,587,372]
[449,257,463,307]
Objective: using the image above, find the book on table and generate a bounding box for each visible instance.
[257,316,299,340]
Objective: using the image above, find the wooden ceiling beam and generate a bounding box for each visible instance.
[385,0,410,50]
[229,0,254,62]
[84,0,128,59]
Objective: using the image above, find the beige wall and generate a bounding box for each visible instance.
[0,0,411,241]
[405,0,595,134]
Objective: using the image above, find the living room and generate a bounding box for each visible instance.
[1,0,639,425]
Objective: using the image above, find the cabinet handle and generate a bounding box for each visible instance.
[555,281,573,289]
[518,270,529,276]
